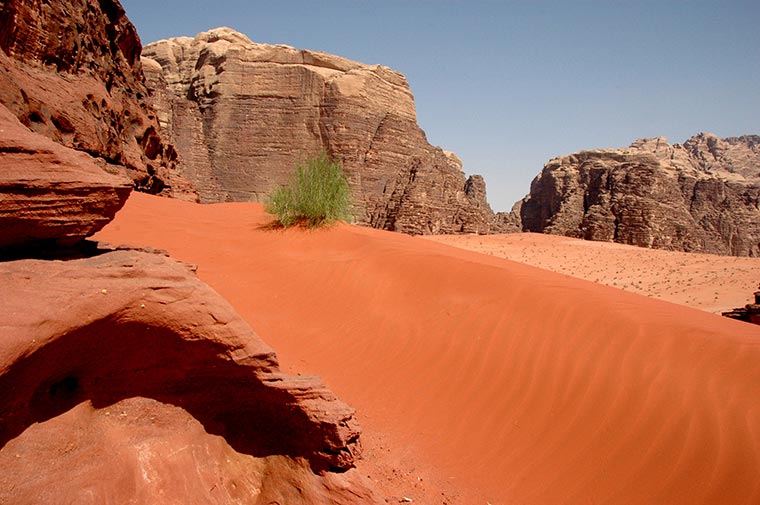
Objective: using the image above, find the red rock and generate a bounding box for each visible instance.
[0,249,378,502]
[0,104,132,249]
[0,3,378,502]
[0,397,378,504]
[0,0,195,199]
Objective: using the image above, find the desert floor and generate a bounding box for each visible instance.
[424,233,760,315]
[96,193,760,505]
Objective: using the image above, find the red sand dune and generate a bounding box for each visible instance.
[424,233,760,315]
[96,192,760,505]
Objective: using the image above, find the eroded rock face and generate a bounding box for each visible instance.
[0,251,369,488]
[0,398,379,505]
[142,27,501,234]
[520,134,760,256]
[0,104,132,250]
[0,0,194,198]
[0,5,376,501]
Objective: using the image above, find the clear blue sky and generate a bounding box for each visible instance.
[121,0,759,211]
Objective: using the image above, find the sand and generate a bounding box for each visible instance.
[95,192,760,505]
[424,233,760,315]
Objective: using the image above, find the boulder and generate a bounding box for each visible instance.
[0,0,195,199]
[722,287,760,325]
[0,104,131,251]
[519,135,760,256]
[0,248,378,503]
[142,27,503,234]
[0,397,379,505]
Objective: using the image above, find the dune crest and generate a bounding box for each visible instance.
[96,193,760,505]
[425,232,760,314]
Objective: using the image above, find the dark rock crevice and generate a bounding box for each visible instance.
[0,251,361,473]
[0,318,352,472]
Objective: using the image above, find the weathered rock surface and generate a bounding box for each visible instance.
[0,103,132,250]
[494,200,523,233]
[142,27,502,234]
[0,249,379,503]
[520,134,760,256]
[0,397,379,505]
[0,0,194,198]
[0,3,378,501]
[722,286,760,325]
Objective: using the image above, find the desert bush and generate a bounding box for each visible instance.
[265,152,351,227]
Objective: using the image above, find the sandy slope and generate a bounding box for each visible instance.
[424,233,760,314]
[96,193,760,505]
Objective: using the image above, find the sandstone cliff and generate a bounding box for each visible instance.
[0,108,379,500]
[0,103,132,252]
[0,3,380,501]
[519,134,760,256]
[142,27,502,234]
[0,0,194,198]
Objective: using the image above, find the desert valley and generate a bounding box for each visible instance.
[1,1,759,504]
[91,192,760,504]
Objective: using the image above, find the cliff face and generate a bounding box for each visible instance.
[0,3,380,502]
[0,104,131,251]
[0,0,194,198]
[142,27,502,234]
[520,134,760,256]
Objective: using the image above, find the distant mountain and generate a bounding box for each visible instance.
[513,134,760,256]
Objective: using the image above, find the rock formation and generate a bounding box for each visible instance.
[0,248,380,503]
[0,3,380,501]
[0,397,378,504]
[142,27,502,234]
[0,104,131,251]
[722,285,760,325]
[519,134,760,256]
[0,102,379,501]
[0,0,194,198]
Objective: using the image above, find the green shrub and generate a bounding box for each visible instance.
[265,152,352,227]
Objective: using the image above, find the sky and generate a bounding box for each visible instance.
[121,0,759,211]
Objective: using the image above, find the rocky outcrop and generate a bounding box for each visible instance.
[0,4,378,501]
[142,27,502,234]
[0,396,379,505]
[520,134,760,256]
[0,104,132,251]
[683,133,760,179]
[722,286,760,325]
[0,248,379,503]
[494,200,523,233]
[0,0,194,198]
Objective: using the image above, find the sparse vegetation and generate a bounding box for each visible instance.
[265,152,351,227]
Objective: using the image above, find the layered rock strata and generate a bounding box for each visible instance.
[142,27,501,234]
[0,0,194,198]
[0,2,377,501]
[0,104,131,250]
[0,248,377,503]
[520,134,760,256]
